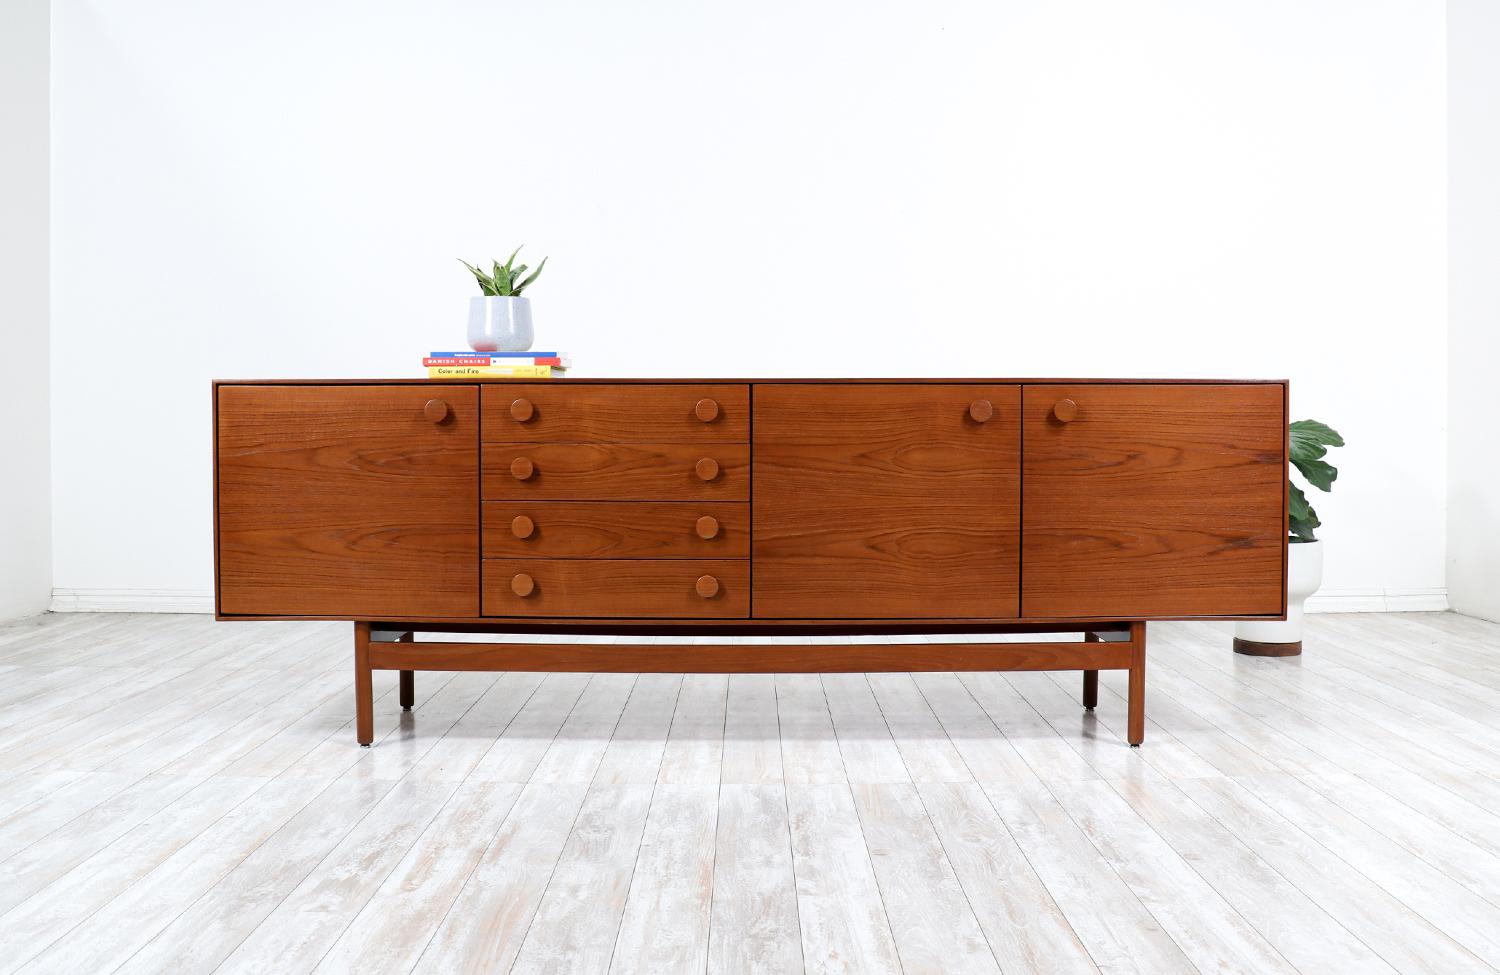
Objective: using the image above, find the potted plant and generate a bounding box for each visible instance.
[1234,419,1344,656]
[461,247,548,352]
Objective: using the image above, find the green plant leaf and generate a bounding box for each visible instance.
[511,264,528,280]
[504,245,523,274]
[460,259,495,295]
[1289,419,1343,464]
[1293,456,1338,492]
[513,256,547,295]
[1288,482,1320,542]
[493,261,513,296]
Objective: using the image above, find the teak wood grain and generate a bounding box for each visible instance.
[216,385,479,617]
[210,378,1285,748]
[479,383,749,443]
[481,442,750,501]
[481,501,750,559]
[481,558,750,618]
[1021,384,1286,619]
[751,384,1021,619]
[365,637,1134,674]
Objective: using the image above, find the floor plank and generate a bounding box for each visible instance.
[0,611,1498,974]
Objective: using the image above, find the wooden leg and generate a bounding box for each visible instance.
[355,621,374,747]
[1082,632,1100,710]
[398,633,415,711]
[1127,620,1146,747]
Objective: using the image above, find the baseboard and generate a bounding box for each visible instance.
[1305,588,1450,614]
[49,589,215,614]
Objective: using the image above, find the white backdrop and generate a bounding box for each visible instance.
[1448,0,1500,623]
[0,0,51,621]
[49,0,1448,610]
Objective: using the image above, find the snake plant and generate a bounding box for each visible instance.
[460,246,547,297]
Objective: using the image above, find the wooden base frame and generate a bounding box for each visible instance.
[352,620,1148,747]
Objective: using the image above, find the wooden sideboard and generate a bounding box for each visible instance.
[214,379,1289,746]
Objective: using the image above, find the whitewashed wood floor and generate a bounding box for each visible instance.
[2,613,1500,974]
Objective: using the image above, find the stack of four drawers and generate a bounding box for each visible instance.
[479,383,751,618]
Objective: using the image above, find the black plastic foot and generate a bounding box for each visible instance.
[360,743,371,748]
[1129,743,1140,748]
[403,706,412,712]
[1084,706,1095,712]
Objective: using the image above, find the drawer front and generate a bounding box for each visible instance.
[481,384,749,443]
[483,501,749,558]
[482,442,749,500]
[483,559,749,618]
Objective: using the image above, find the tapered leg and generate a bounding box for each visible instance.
[1127,620,1146,746]
[355,621,374,746]
[398,632,415,710]
[1082,632,1100,711]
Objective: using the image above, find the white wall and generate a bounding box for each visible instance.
[1447,0,1500,623]
[49,0,1448,610]
[0,0,52,621]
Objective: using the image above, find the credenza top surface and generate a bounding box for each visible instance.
[214,377,1289,386]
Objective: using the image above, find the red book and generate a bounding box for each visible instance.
[423,356,562,367]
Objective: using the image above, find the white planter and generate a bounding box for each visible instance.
[467,296,533,352]
[1234,540,1323,655]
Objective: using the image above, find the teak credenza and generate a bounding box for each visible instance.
[213,379,1289,746]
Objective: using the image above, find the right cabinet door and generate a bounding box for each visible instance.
[1022,383,1286,619]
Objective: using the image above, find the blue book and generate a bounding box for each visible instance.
[430,351,560,358]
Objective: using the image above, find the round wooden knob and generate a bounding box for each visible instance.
[695,515,720,540]
[1053,398,1079,423]
[510,573,535,597]
[509,398,535,422]
[423,399,449,423]
[695,457,720,481]
[969,400,993,423]
[695,574,720,598]
[510,456,535,480]
[695,398,720,422]
[510,515,535,539]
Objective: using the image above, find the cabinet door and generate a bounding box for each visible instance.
[1021,384,1285,619]
[217,385,479,617]
[753,384,1020,619]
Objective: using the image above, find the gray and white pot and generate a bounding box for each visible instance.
[467,296,534,352]
[1234,540,1323,656]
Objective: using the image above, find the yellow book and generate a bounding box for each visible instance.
[427,364,553,378]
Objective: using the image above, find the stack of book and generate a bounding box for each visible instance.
[423,351,570,379]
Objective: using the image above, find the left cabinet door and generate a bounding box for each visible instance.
[216,385,480,618]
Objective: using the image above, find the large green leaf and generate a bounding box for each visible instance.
[1289,419,1343,463]
[493,261,513,296]
[1293,456,1338,492]
[1288,483,1320,542]
[504,245,523,274]
[1285,419,1343,540]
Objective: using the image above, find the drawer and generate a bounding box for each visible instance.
[483,501,749,558]
[482,443,749,500]
[483,559,749,618]
[481,384,749,443]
